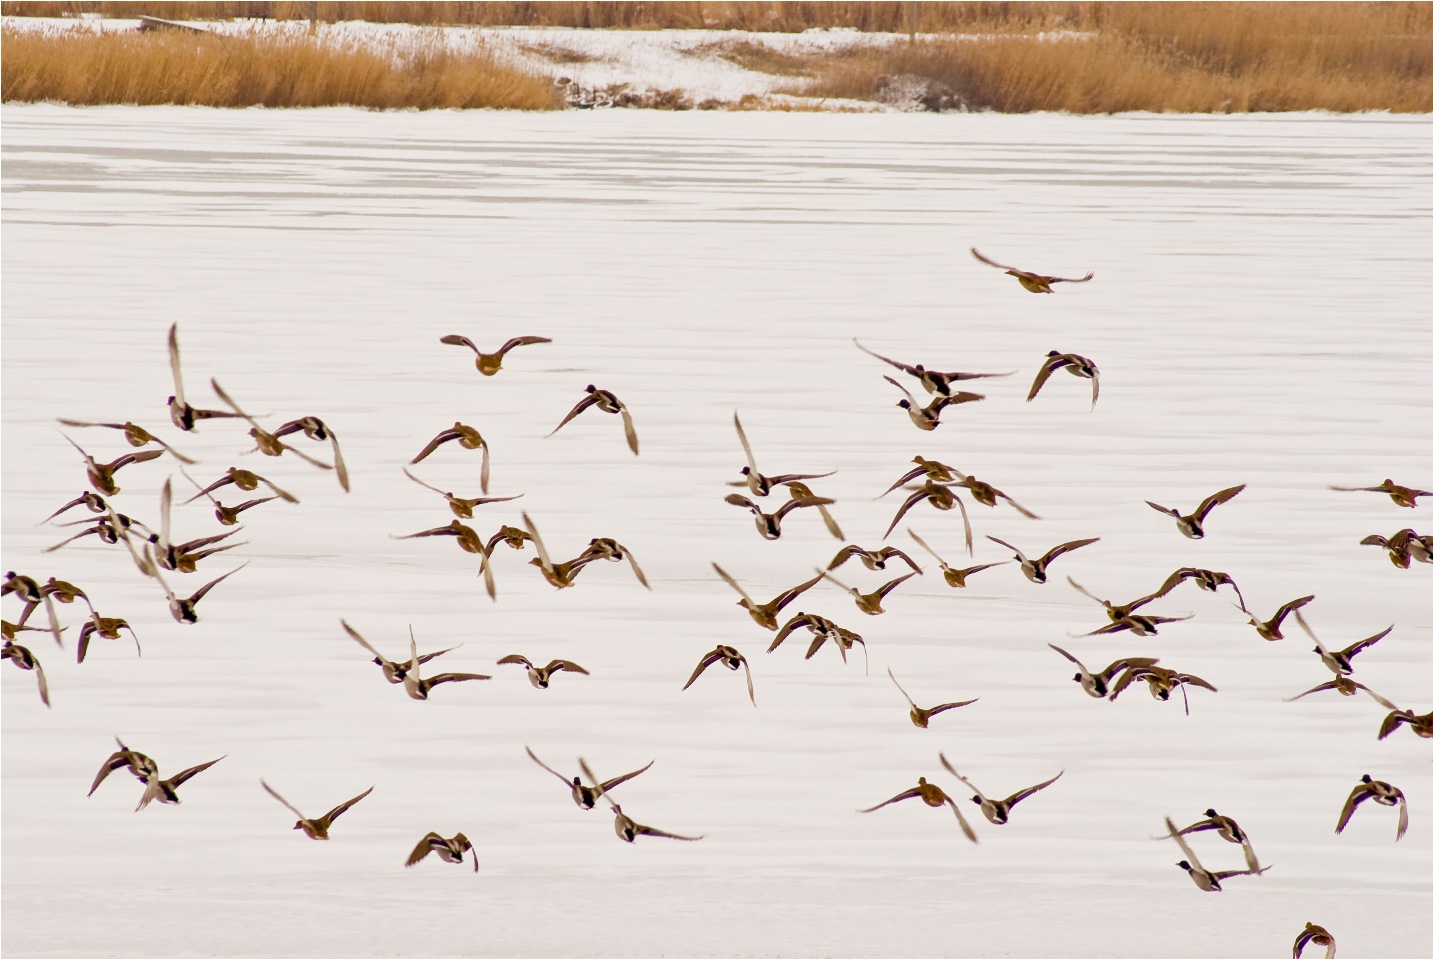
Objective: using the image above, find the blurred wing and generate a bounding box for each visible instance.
[152,435,197,465]
[169,755,225,788]
[478,548,497,602]
[1004,770,1064,808]
[859,787,920,813]
[187,564,248,606]
[1026,360,1055,401]
[711,563,754,605]
[1334,788,1366,833]
[772,571,824,610]
[620,408,639,455]
[209,378,261,430]
[33,658,51,707]
[167,323,186,407]
[321,785,374,824]
[405,833,439,867]
[1342,625,1393,658]
[733,411,758,474]
[524,746,574,786]
[985,535,1025,563]
[874,571,919,601]
[969,247,1017,272]
[882,466,927,498]
[1179,673,1218,693]
[682,650,720,690]
[936,753,983,799]
[258,476,299,503]
[522,512,554,570]
[340,619,389,666]
[1043,538,1099,564]
[1194,484,1246,520]
[854,339,914,375]
[886,667,917,710]
[882,488,930,540]
[1065,576,1106,607]
[946,797,979,844]
[998,490,1039,519]
[497,335,552,353]
[549,396,595,436]
[1046,642,1086,672]
[1239,837,1261,873]
[260,779,307,820]
[636,824,704,842]
[926,698,979,718]
[424,672,493,687]
[600,760,655,792]
[411,430,455,464]
[113,448,167,469]
[403,467,445,496]
[439,334,480,353]
[327,432,350,492]
[907,529,947,566]
[623,549,651,589]
[882,374,917,405]
[577,758,619,810]
[1164,816,1205,873]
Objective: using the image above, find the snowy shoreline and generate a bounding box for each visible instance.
[4,15,1095,112]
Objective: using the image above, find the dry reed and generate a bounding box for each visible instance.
[784,3,1433,112]
[4,3,1431,112]
[2,2,1083,32]
[1,24,564,108]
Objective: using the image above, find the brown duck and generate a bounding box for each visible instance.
[410,422,492,493]
[970,247,1093,294]
[261,780,374,840]
[887,668,977,728]
[440,333,551,375]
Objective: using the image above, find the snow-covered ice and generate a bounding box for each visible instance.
[3,104,1432,958]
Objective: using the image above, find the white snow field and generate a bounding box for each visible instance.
[3,105,1431,958]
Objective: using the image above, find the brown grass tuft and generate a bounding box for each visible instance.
[693,38,814,77]
[516,40,608,64]
[1,24,565,109]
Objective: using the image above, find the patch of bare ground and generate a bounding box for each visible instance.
[515,40,609,64]
[691,38,814,77]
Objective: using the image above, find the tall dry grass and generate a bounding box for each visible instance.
[788,2,1433,112]
[2,2,1083,32]
[4,3,1431,111]
[1,25,564,108]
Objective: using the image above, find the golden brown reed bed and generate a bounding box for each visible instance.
[2,2,1078,32]
[1,26,564,109]
[787,3,1433,113]
[3,3,1431,112]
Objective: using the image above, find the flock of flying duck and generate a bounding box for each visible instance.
[4,250,1426,954]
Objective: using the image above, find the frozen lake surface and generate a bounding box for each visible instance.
[3,105,1432,958]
